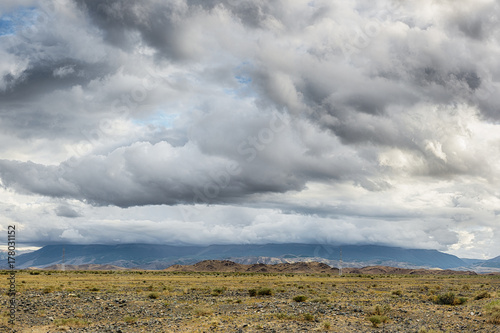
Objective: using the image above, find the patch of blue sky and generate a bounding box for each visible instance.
[224,74,255,98]
[235,75,252,85]
[0,7,38,36]
[134,112,178,128]
[223,75,252,97]
[0,17,15,36]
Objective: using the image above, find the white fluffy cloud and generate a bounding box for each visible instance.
[1,0,500,258]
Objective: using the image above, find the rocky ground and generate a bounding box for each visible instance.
[0,269,499,332]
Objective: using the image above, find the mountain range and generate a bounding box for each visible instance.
[3,243,499,272]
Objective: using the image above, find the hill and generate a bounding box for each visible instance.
[165,260,339,274]
[467,255,500,272]
[164,261,477,275]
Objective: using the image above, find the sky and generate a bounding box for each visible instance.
[0,0,500,259]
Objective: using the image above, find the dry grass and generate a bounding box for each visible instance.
[484,300,500,324]
[53,318,89,327]
[0,270,499,332]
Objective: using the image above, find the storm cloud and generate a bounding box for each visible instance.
[1,0,500,258]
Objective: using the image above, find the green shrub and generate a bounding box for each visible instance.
[148,292,159,299]
[474,291,491,300]
[248,287,273,296]
[484,300,500,324]
[303,313,315,321]
[293,295,307,302]
[372,304,391,315]
[257,287,273,296]
[123,316,137,324]
[42,286,54,294]
[433,292,467,305]
[211,287,226,296]
[368,315,388,327]
[276,313,294,320]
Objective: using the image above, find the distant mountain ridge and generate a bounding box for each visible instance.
[165,260,477,275]
[5,243,475,270]
[469,255,500,272]
[165,260,339,274]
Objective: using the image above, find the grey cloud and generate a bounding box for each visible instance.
[74,0,198,61]
[0,105,382,207]
[55,205,82,218]
[447,1,500,40]
[0,58,111,100]
[0,139,307,207]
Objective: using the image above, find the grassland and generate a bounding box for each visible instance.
[1,270,499,332]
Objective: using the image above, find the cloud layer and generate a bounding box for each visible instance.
[1,0,500,258]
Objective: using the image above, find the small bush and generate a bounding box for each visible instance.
[42,286,54,294]
[392,290,402,296]
[303,313,315,321]
[474,291,491,300]
[148,292,159,299]
[484,300,500,324]
[123,316,137,324]
[211,287,226,296]
[248,287,273,296]
[368,315,388,327]
[323,321,331,330]
[276,313,294,320]
[433,292,467,305]
[372,304,391,315]
[89,287,99,292]
[257,287,273,296]
[293,295,307,302]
